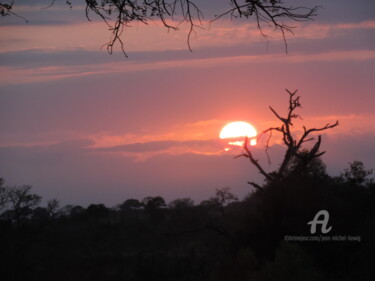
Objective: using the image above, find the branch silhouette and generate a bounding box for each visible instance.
[238,89,338,189]
[1,0,319,56]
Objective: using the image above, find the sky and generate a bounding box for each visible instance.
[0,0,374,206]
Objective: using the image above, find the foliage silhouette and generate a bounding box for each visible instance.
[0,182,42,228]
[119,198,143,211]
[169,197,194,209]
[340,160,373,187]
[1,160,374,281]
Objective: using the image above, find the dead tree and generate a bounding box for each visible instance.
[1,1,318,57]
[237,89,338,190]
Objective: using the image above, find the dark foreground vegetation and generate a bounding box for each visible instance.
[1,160,375,281]
[1,91,374,280]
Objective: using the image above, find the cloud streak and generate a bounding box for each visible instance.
[1,48,374,86]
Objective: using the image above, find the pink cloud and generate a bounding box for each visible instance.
[292,20,375,39]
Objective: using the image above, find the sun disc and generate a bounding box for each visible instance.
[220,121,257,139]
[220,121,257,149]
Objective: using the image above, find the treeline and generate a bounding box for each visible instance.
[1,161,375,281]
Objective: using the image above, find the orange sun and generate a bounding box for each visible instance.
[220,121,257,150]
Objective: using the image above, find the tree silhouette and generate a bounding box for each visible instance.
[199,187,238,211]
[0,178,8,212]
[238,89,338,190]
[214,187,238,207]
[0,0,319,56]
[1,184,41,228]
[46,198,61,218]
[86,203,110,219]
[119,198,143,211]
[340,160,374,187]
[169,197,194,209]
[0,170,374,280]
[142,195,166,210]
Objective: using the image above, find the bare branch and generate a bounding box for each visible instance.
[297,120,339,148]
[236,136,274,182]
[238,89,338,189]
[81,0,206,56]
[248,181,263,191]
[2,1,319,56]
[42,0,56,10]
[0,2,28,22]
[213,1,319,53]
[269,106,287,124]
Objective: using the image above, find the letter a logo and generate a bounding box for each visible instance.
[307,210,332,234]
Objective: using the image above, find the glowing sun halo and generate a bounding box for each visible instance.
[220,121,257,149]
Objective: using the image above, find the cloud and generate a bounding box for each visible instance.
[322,132,375,176]
[308,114,375,135]
[0,137,263,206]
[292,20,375,40]
[1,126,374,206]
[316,0,375,24]
[2,47,374,86]
[0,139,95,155]
[0,135,226,159]
[90,139,231,161]
[93,139,218,153]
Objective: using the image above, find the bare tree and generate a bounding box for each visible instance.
[215,187,238,207]
[6,185,42,228]
[1,0,318,56]
[46,198,61,218]
[237,89,338,190]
